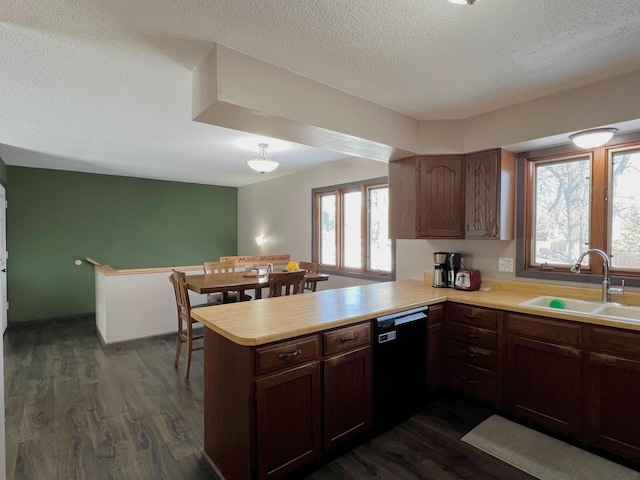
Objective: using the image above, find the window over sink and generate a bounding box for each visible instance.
[518,133,640,283]
[312,177,393,280]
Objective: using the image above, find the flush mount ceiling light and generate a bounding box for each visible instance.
[246,143,279,174]
[569,128,619,149]
[448,0,478,4]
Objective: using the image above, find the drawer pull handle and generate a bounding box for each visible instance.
[465,333,479,338]
[462,375,480,385]
[463,313,477,319]
[278,349,302,360]
[465,351,477,358]
[340,334,359,343]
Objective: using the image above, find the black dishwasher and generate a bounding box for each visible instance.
[373,306,428,432]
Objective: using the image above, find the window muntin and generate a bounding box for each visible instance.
[313,178,392,278]
[610,147,640,270]
[531,156,591,268]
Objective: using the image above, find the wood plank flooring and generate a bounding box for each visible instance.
[3,317,541,479]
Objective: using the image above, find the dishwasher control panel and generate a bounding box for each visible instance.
[378,331,397,344]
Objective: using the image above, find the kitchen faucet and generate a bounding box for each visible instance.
[570,248,624,303]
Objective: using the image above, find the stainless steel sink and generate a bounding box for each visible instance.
[520,296,640,324]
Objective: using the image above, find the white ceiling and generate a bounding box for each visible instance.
[2,0,640,187]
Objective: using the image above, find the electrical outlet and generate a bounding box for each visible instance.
[498,257,514,273]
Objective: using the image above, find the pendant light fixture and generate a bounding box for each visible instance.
[569,128,618,149]
[246,143,279,174]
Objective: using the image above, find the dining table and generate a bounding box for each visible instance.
[186,271,329,300]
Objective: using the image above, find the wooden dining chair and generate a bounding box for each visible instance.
[299,261,320,292]
[169,269,208,379]
[267,271,306,298]
[203,261,252,303]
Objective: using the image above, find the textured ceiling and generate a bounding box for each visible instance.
[2,0,640,186]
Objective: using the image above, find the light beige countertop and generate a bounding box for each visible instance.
[190,278,640,346]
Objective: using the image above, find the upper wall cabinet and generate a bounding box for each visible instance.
[389,149,515,240]
[465,149,516,240]
[389,155,465,239]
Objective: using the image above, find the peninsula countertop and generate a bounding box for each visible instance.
[190,279,640,346]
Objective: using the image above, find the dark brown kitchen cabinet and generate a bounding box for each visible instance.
[256,362,322,478]
[587,327,640,462]
[204,322,374,480]
[322,322,372,452]
[506,313,583,438]
[445,303,502,406]
[389,155,465,239]
[323,346,372,451]
[427,303,445,391]
[465,149,516,240]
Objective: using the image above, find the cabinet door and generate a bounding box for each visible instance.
[465,150,499,239]
[588,352,640,461]
[506,334,582,437]
[465,149,515,240]
[587,326,640,461]
[256,362,322,479]
[417,156,465,238]
[389,157,419,239]
[324,347,372,452]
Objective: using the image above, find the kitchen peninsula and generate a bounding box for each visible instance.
[192,279,640,479]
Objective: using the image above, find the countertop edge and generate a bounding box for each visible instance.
[191,280,640,347]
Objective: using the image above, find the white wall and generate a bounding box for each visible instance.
[238,157,389,289]
[238,155,525,284]
[238,156,524,285]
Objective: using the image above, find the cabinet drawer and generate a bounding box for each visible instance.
[447,303,497,329]
[324,322,371,356]
[255,336,319,375]
[447,321,497,350]
[589,327,640,361]
[428,303,445,326]
[447,339,497,371]
[448,359,497,405]
[507,313,581,347]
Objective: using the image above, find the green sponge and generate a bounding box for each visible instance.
[549,299,565,309]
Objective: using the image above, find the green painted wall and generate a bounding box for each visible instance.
[7,167,237,324]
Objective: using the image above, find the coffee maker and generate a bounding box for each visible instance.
[446,253,462,288]
[432,252,462,288]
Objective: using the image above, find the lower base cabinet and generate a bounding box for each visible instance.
[205,306,640,478]
[204,322,372,480]
[506,314,582,438]
[257,362,322,478]
[587,327,640,462]
[323,347,372,452]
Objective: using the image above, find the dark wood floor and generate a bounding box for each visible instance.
[4,317,536,480]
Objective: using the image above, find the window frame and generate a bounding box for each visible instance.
[516,132,640,286]
[312,177,394,281]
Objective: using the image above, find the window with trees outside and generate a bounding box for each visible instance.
[523,140,640,280]
[312,178,393,280]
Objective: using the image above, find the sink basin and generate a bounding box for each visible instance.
[520,296,640,324]
[591,304,640,321]
[519,296,597,313]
